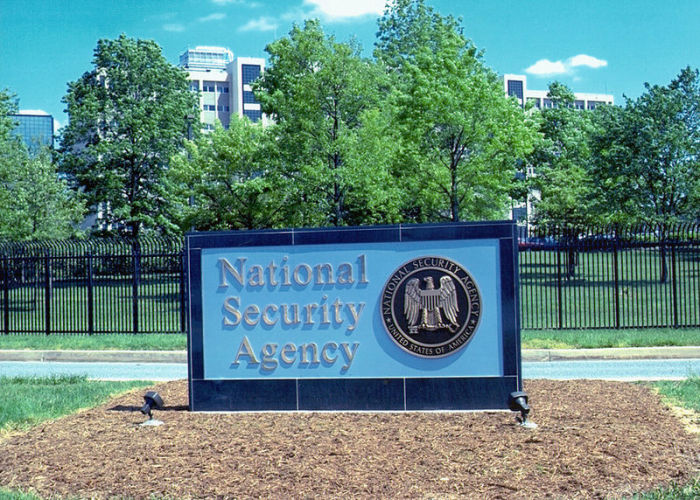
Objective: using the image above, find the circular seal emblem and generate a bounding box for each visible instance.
[380,256,481,358]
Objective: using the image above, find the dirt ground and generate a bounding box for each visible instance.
[0,379,698,499]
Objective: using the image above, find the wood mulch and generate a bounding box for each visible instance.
[0,379,698,499]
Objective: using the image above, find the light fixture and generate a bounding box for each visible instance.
[509,391,537,429]
[140,391,164,426]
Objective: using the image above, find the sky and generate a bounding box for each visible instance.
[2,0,699,131]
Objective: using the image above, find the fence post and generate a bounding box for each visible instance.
[44,251,51,336]
[613,239,620,329]
[556,245,563,330]
[671,239,678,328]
[87,251,94,335]
[3,256,9,335]
[180,249,187,333]
[132,243,140,334]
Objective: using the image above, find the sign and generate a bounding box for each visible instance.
[186,222,522,411]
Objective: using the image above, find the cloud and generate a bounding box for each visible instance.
[239,16,278,32]
[303,0,386,20]
[525,59,568,76]
[162,23,186,32]
[568,54,607,69]
[18,109,50,116]
[198,12,226,22]
[526,54,608,76]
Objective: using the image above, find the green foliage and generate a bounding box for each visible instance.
[167,117,290,231]
[59,34,199,237]
[0,89,20,141]
[0,90,84,240]
[256,20,402,226]
[527,82,596,226]
[590,66,700,225]
[376,0,537,222]
[0,150,84,240]
[0,375,150,433]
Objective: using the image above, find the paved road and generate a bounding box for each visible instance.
[1,358,698,381]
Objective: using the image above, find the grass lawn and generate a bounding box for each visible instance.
[0,375,152,499]
[0,329,697,351]
[0,333,186,350]
[521,327,700,349]
[0,375,151,434]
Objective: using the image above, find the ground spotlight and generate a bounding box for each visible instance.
[140,391,164,421]
[509,391,537,429]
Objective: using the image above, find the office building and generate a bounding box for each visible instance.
[504,74,614,110]
[179,46,265,129]
[10,111,54,152]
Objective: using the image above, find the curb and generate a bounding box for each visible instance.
[0,347,699,363]
[0,350,187,363]
[521,346,700,362]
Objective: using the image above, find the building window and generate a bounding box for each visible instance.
[243,90,258,104]
[527,97,541,108]
[203,104,216,111]
[587,100,606,110]
[203,84,216,92]
[217,85,229,93]
[543,98,555,109]
[189,82,200,91]
[244,109,262,122]
[507,80,524,101]
[242,64,261,85]
[574,100,585,110]
[217,105,230,112]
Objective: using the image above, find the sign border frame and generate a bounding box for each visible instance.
[185,221,522,411]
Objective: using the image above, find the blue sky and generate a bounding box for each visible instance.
[2,0,699,130]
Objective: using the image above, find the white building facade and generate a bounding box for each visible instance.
[179,46,265,130]
[504,74,614,110]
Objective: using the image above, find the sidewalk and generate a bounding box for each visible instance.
[0,346,699,363]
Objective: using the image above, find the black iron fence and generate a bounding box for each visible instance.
[518,223,700,329]
[0,237,185,335]
[0,223,698,334]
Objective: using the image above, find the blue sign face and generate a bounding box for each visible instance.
[200,239,502,379]
[186,222,522,411]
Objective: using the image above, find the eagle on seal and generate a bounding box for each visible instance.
[404,276,459,334]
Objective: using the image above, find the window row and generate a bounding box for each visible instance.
[190,83,230,93]
[203,105,230,112]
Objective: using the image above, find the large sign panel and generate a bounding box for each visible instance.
[186,222,522,411]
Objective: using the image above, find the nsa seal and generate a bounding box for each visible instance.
[380,257,481,358]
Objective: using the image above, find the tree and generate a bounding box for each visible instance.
[527,82,597,227]
[0,151,85,240]
[590,67,700,282]
[0,89,84,240]
[591,67,700,226]
[167,117,290,231]
[375,0,537,222]
[255,20,403,226]
[60,34,199,238]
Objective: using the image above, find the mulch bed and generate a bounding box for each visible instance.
[0,379,698,499]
